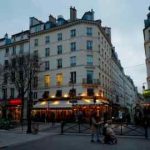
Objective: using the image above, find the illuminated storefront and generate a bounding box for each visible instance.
[7,98,22,121]
[32,96,111,122]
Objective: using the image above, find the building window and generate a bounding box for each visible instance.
[87,27,92,36]
[10,88,15,98]
[70,29,76,37]
[45,48,50,57]
[2,88,7,99]
[44,75,50,87]
[34,39,38,46]
[12,46,16,55]
[87,88,94,96]
[56,90,62,97]
[70,56,76,67]
[4,60,9,69]
[56,73,63,86]
[45,36,50,44]
[70,71,76,84]
[33,92,38,99]
[33,76,38,88]
[45,61,50,70]
[87,55,93,65]
[19,44,24,54]
[58,33,62,41]
[11,72,15,82]
[87,70,93,84]
[87,40,93,50]
[4,73,8,84]
[70,42,76,52]
[5,48,9,56]
[34,50,38,56]
[57,45,62,54]
[57,59,62,68]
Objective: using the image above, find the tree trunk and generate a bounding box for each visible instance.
[26,99,32,133]
[20,93,24,124]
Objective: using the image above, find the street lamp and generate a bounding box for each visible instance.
[2,85,7,119]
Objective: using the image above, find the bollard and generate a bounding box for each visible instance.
[145,125,148,139]
[61,121,64,134]
[120,119,123,135]
[78,121,81,133]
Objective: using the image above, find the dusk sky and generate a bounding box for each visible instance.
[0,0,149,92]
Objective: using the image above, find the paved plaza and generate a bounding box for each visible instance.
[2,134,150,150]
[0,123,150,150]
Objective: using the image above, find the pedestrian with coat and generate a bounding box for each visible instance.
[90,111,101,143]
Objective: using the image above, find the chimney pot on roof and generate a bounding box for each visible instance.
[70,6,77,21]
[49,15,56,24]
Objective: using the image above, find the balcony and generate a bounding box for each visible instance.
[82,78,100,87]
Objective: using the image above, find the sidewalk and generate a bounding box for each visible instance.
[0,123,60,148]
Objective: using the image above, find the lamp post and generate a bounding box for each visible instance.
[2,85,7,119]
[26,64,32,133]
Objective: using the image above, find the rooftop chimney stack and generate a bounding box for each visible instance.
[70,6,77,21]
[49,15,56,24]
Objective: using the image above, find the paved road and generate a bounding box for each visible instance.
[4,135,150,150]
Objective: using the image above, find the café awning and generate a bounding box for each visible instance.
[33,100,72,109]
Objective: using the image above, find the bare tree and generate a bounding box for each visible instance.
[3,53,39,131]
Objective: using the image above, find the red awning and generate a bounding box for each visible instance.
[9,98,22,106]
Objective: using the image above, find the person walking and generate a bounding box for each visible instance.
[90,111,100,143]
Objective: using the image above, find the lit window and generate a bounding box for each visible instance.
[56,73,63,86]
[44,75,50,87]
[87,55,93,65]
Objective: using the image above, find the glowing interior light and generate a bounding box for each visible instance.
[53,101,59,105]
[40,101,47,105]
[64,94,68,98]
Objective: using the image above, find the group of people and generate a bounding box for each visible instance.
[90,111,117,144]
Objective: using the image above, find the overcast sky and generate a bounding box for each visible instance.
[0,0,149,92]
